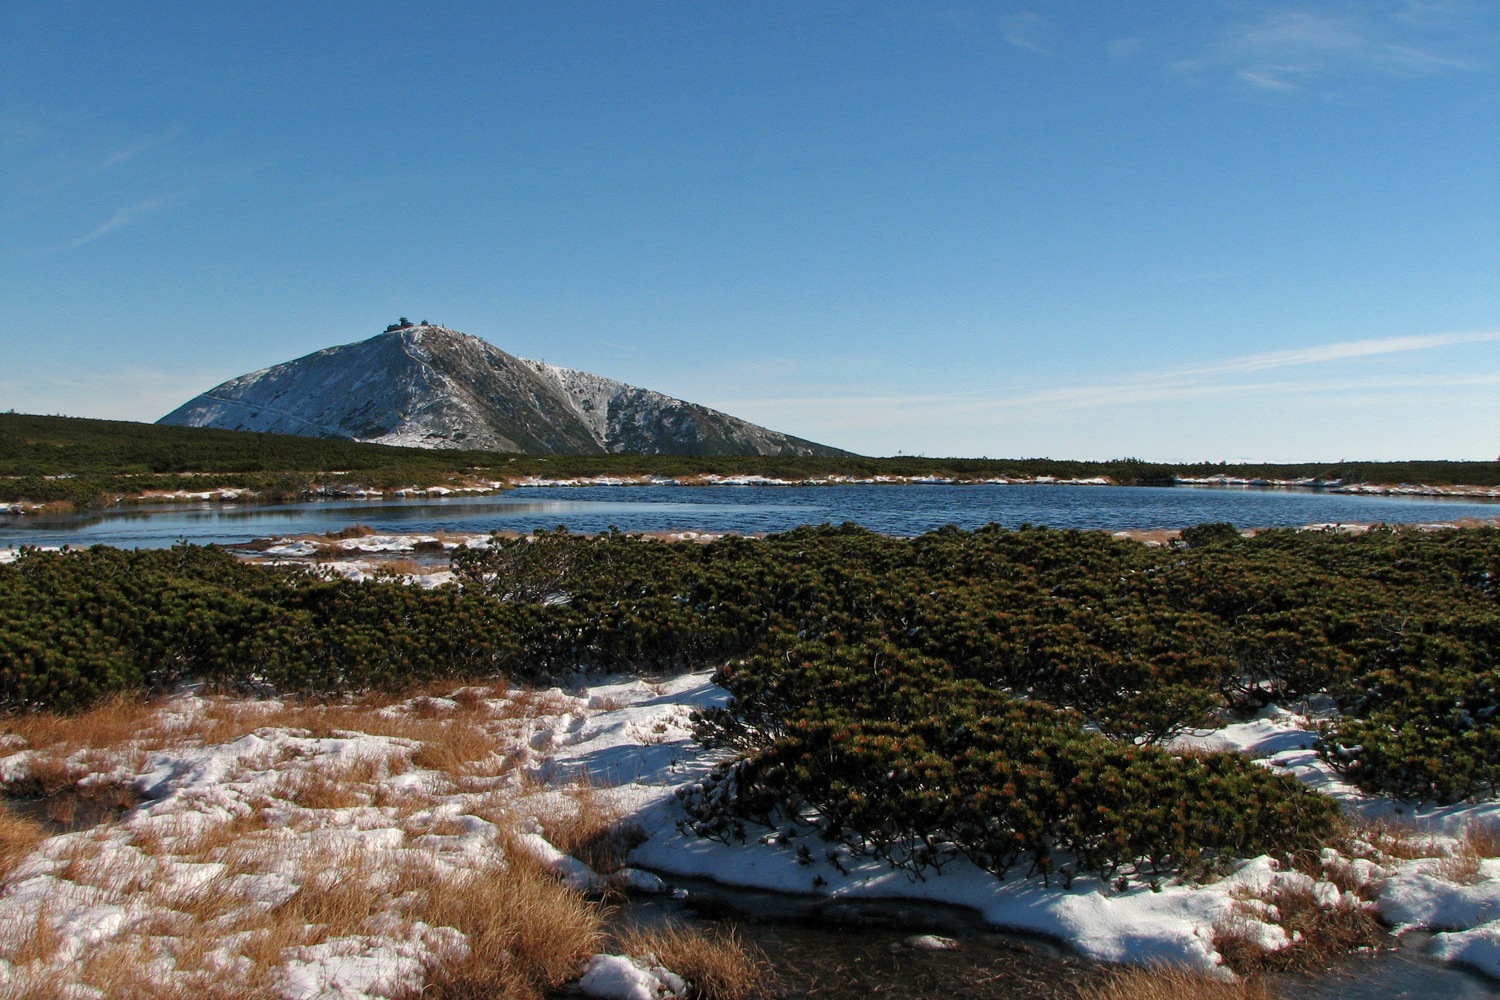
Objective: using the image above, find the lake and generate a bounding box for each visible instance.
[3,483,1498,551]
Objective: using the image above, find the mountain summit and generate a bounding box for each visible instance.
[158,323,850,456]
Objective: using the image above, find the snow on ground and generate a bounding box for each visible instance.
[252,532,490,587]
[0,676,704,998]
[506,473,1119,488]
[4,670,1500,995]
[563,680,1500,984]
[0,547,58,564]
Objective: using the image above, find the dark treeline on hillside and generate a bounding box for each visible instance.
[3,412,1497,507]
[5,523,1498,885]
[0,413,481,477]
[505,454,1500,488]
[0,413,505,506]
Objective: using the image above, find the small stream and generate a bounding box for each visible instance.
[596,874,1500,999]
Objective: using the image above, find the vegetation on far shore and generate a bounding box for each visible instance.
[4,411,1499,509]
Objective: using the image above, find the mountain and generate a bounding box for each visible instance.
[158,324,850,457]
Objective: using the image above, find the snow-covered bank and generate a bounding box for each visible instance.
[1173,474,1500,501]
[0,675,714,998]
[508,473,1117,488]
[3,670,1499,995]
[558,677,1500,984]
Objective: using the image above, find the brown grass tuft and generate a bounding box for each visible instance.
[279,841,398,941]
[616,922,771,1000]
[132,808,270,859]
[420,856,606,997]
[1073,964,1280,1000]
[410,721,505,776]
[1428,824,1498,885]
[1459,818,1500,859]
[0,807,48,879]
[451,685,495,712]
[70,935,262,1000]
[1213,882,1385,975]
[538,781,643,876]
[10,752,85,797]
[370,556,428,577]
[273,768,370,810]
[1,693,164,756]
[1348,817,1435,861]
[0,900,63,967]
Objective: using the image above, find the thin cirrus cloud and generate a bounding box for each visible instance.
[999,11,1050,53]
[1174,3,1485,93]
[49,193,180,252]
[1167,329,1500,379]
[7,129,184,214]
[729,330,1500,422]
[88,130,182,175]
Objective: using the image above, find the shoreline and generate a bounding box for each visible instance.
[6,516,1500,571]
[4,473,1499,517]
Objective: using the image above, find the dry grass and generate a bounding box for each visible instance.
[1459,818,1500,859]
[1213,882,1385,975]
[410,721,506,775]
[68,934,274,1000]
[278,841,403,940]
[1433,847,1483,884]
[0,676,625,997]
[0,808,48,880]
[14,834,602,996]
[133,808,268,858]
[537,780,643,876]
[1429,820,1500,884]
[51,835,160,895]
[369,556,429,577]
[0,912,71,1000]
[13,776,147,834]
[1348,816,1498,885]
[273,768,370,810]
[615,922,771,1000]
[148,866,262,927]
[0,693,165,756]
[10,751,86,797]
[1348,816,1436,861]
[419,856,606,998]
[1073,965,1280,1000]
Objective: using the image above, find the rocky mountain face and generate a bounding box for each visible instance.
[158,324,849,456]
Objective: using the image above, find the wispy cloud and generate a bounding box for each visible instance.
[721,330,1500,425]
[1168,329,1500,379]
[49,193,180,251]
[1176,2,1487,95]
[999,11,1049,53]
[88,130,182,174]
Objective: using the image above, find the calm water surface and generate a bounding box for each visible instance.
[3,484,1497,550]
[605,875,1500,999]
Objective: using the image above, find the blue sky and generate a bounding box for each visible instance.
[2,1,1496,461]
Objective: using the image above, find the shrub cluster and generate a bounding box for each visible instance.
[4,520,1498,812]
[682,642,1340,885]
[0,546,524,709]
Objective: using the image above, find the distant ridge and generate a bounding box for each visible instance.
[159,323,851,457]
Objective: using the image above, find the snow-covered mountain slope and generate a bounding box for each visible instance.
[158,325,850,456]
